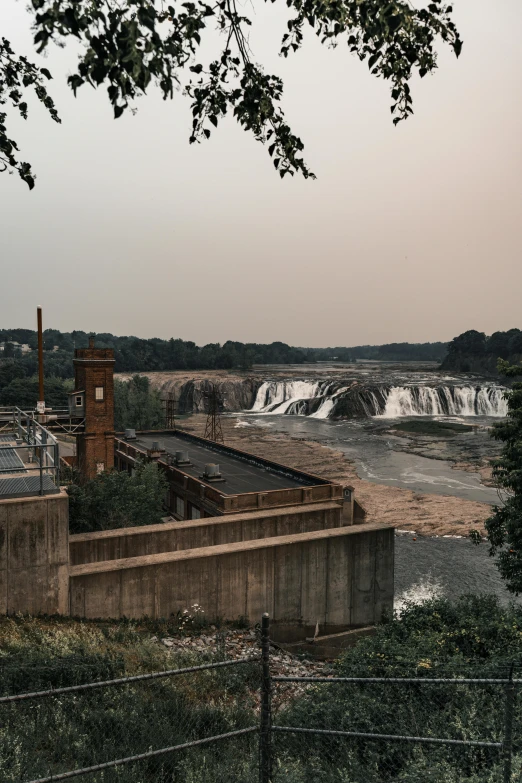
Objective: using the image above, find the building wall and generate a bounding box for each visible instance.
[0,491,69,615]
[69,502,343,565]
[69,524,394,638]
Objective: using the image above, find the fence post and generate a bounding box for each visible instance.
[259,613,272,783]
[503,663,515,783]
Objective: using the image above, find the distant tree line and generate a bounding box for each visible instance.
[0,329,308,372]
[303,342,448,363]
[441,329,522,373]
[0,329,452,412]
[1,328,449,376]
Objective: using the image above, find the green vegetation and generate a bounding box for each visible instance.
[391,420,473,436]
[0,375,70,408]
[68,460,168,534]
[114,375,164,431]
[276,594,522,782]
[0,329,449,384]
[2,596,522,782]
[2,2,461,188]
[308,341,448,363]
[477,360,522,594]
[0,614,258,782]
[442,328,522,373]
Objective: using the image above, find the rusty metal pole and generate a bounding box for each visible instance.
[259,613,272,783]
[36,307,45,415]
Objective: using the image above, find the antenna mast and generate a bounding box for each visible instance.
[203,383,224,444]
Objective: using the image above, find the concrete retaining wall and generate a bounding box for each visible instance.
[69,523,394,639]
[0,491,69,615]
[70,502,343,565]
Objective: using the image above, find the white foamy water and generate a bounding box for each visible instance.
[252,381,321,413]
[394,578,444,616]
[250,380,507,419]
[379,386,508,418]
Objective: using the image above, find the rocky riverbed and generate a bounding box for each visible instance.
[380,420,501,487]
[181,415,491,538]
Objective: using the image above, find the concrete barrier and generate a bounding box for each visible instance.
[69,523,394,638]
[69,502,343,565]
[0,491,69,615]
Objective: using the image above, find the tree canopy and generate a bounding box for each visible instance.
[1,0,462,188]
[68,460,168,533]
[442,328,522,373]
[477,360,522,594]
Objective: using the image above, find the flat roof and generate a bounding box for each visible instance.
[122,431,327,496]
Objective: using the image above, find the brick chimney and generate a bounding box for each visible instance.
[74,337,115,481]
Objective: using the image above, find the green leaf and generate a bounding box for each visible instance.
[40,68,52,80]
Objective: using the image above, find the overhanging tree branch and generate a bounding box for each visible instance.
[1,0,462,187]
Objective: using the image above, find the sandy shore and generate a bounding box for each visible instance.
[181,415,491,538]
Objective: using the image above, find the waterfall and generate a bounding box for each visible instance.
[378,386,508,418]
[250,381,507,419]
[252,381,329,415]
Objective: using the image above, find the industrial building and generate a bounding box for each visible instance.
[0,325,395,645]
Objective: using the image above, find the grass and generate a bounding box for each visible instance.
[0,615,260,782]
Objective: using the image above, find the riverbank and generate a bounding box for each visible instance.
[181,415,491,537]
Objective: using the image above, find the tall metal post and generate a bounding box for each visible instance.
[36,306,45,415]
[38,445,44,496]
[259,613,272,783]
[503,663,515,783]
[55,442,60,487]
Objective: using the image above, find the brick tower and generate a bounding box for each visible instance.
[74,337,115,481]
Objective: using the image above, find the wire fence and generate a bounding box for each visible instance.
[2,615,522,782]
[0,655,260,782]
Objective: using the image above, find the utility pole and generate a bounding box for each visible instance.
[36,306,45,416]
[203,383,224,444]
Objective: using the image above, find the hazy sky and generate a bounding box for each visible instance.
[1,1,520,348]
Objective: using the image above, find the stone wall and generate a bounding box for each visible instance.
[0,491,69,615]
[69,524,394,639]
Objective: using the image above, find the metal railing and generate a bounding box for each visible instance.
[2,615,522,782]
[0,407,60,495]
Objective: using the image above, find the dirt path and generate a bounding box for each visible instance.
[182,415,491,537]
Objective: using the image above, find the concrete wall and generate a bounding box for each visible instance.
[69,523,394,639]
[0,491,69,615]
[70,502,343,566]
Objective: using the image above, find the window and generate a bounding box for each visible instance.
[175,495,184,519]
[95,386,104,401]
[190,505,201,520]
[75,396,83,407]
[96,462,105,474]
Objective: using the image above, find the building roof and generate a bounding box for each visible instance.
[120,430,329,497]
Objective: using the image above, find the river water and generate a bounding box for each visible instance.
[234,413,500,504]
[230,361,512,609]
[394,533,519,611]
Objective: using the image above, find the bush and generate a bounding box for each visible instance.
[274,595,522,782]
[68,460,168,533]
